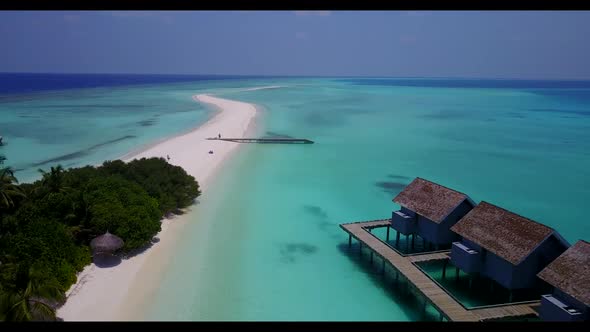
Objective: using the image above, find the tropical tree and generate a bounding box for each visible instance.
[0,265,64,321]
[37,165,68,194]
[0,167,26,210]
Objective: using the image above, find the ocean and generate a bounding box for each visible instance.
[1,74,589,320]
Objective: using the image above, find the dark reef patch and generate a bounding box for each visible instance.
[422,109,470,120]
[279,242,319,263]
[29,104,145,109]
[531,108,590,117]
[264,131,294,139]
[303,205,328,219]
[31,135,136,167]
[138,119,157,127]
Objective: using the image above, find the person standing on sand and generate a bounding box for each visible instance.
[167,155,170,161]
[218,133,221,139]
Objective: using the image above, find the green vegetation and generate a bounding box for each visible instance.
[0,157,201,321]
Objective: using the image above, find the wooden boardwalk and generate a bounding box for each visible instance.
[340,219,540,322]
[472,303,539,321]
[206,137,314,144]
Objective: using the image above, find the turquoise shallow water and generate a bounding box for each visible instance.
[140,79,590,320]
[2,77,589,320]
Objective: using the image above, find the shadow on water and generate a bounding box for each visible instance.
[387,174,411,180]
[375,181,407,196]
[336,242,440,321]
[93,252,122,268]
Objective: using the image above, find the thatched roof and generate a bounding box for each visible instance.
[90,231,124,253]
[392,177,471,223]
[537,240,590,307]
[450,201,554,265]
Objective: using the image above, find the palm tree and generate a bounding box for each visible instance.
[37,165,68,195]
[0,266,64,321]
[0,167,26,209]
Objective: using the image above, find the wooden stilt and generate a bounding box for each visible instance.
[422,300,427,316]
[455,267,460,281]
[509,290,513,302]
[411,234,415,250]
[348,234,352,248]
[406,234,410,252]
[382,258,385,275]
[359,242,363,256]
[386,227,390,241]
[396,231,400,247]
[442,260,447,279]
[370,251,373,264]
[423,237,426,250]
[439,313,444,321]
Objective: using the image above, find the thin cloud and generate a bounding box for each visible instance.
[294,11,331,17]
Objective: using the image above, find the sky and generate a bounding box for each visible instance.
[0,10,589,79]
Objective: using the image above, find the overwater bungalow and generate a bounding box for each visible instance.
[450,201,569,301]
[391,177,476,251]
[537,240,589,321]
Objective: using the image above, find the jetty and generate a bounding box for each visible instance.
[206,137,314,144]
[340,219,540,322]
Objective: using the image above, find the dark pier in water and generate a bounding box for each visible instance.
[206,137,314,144]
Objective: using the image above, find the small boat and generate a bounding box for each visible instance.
[0,136,3,145]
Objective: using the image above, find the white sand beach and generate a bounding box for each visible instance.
[56,88,277,321]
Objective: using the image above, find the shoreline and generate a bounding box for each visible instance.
[56,86,279,321]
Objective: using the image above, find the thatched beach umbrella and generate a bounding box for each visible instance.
[90,231,124,254]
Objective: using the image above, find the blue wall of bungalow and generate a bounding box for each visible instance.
[392,199,475,247]
[451,234,569,290]
[539,288,589,321]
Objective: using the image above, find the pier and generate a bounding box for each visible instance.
[340,219,539,322]
[206,137,314,144]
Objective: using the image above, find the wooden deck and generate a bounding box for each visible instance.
[340,219,540,322]
[206,137,314,144]
[409,252,449,263]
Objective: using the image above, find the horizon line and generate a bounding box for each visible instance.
[1,71,590,82]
